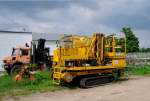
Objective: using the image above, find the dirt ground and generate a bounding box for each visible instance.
[3,76,150,101]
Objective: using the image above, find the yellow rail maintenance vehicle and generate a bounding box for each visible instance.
[53,33,126,88]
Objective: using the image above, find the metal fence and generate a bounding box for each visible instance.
[127,52,150,65]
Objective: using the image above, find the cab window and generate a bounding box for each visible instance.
[12,48,19,56]
[21,49,29,56]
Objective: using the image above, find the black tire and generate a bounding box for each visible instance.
[10,65,22,78]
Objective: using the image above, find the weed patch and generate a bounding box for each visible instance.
[0,71,61,100]
[127,65,150,75]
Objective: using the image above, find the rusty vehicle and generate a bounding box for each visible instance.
[3,39,52,80]
[3,46,31,75]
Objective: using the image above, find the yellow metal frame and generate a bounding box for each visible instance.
[52,33,126,84]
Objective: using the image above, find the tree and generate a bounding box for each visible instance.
[139,48,150,52]
[122,27,139,53]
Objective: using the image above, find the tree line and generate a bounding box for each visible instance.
[121,27,150,53]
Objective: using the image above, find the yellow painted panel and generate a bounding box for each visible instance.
[66,66,116,71]
[53,50,59,62]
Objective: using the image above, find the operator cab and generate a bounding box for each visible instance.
[105,34,126,67]
[11,47,31,63]
[105,34,126,57]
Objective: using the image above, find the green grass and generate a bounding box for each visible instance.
[127,65,150,76]
[0,71,62,100]
[1,65,150,100]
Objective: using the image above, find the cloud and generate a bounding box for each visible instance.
[0,0,150,47]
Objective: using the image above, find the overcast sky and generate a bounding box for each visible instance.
[0,0,150,47]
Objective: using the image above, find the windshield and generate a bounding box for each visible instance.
[12,48,19,56]
[21,49,29,56]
